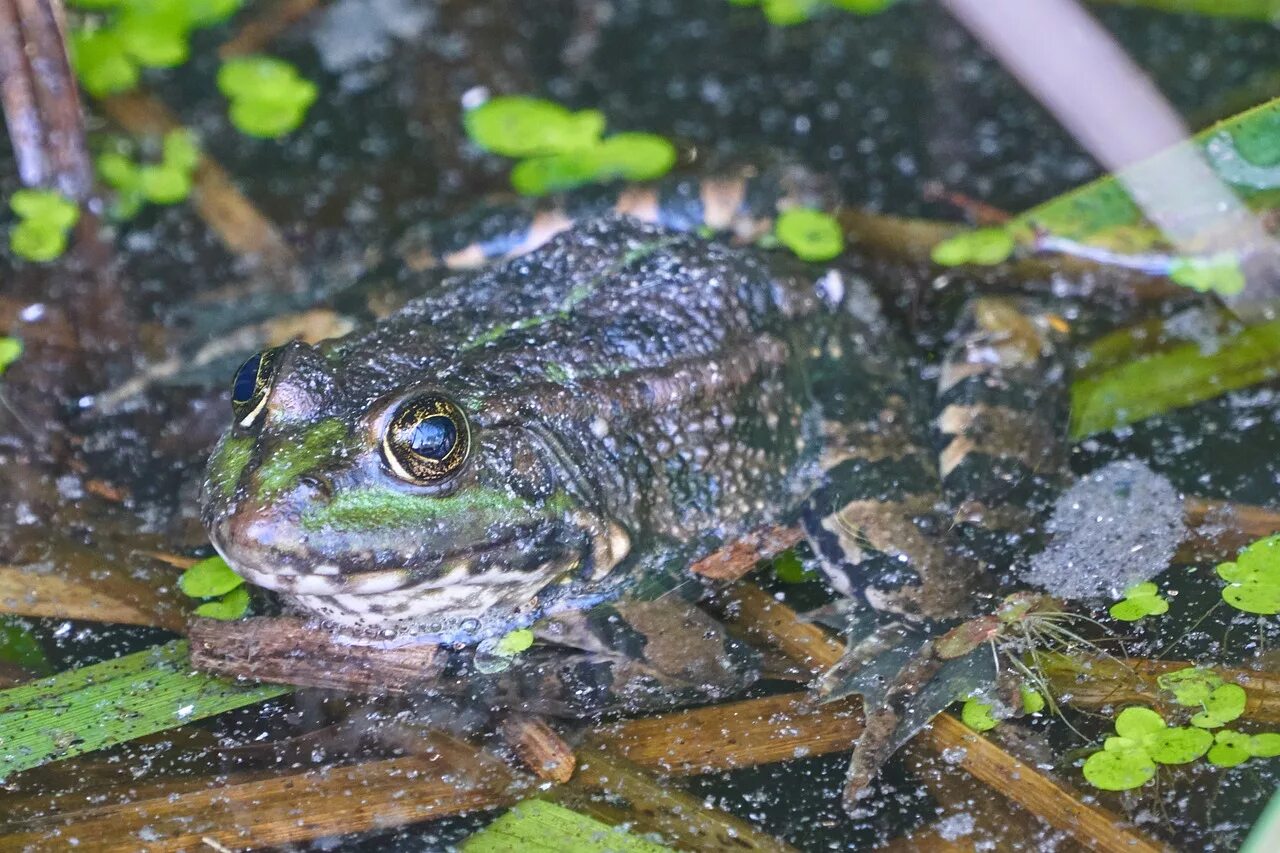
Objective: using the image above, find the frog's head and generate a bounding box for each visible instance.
[200,341,630,643]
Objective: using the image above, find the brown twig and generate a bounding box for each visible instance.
[500,714,576,784]
[218,0,328,58]
[719,584,1167,853]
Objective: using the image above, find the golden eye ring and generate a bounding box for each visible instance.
[230,347,282,429]
[381,394,471,484]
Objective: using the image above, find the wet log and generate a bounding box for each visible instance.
[187,616,447,693]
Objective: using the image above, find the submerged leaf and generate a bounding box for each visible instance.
[1158,667,1224,707]
[961,698,998,732]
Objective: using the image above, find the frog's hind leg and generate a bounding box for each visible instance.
[798,275,981,623]
[934,297,1072,570]
[391,163,835,271]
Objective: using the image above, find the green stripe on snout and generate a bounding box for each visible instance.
[207,435,253,498]
[255,418,352,499]
[299,487,573,532]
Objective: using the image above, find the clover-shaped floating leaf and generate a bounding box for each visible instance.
[0,338,22,376]
[1191,684,1247,729]
[930,227,1015,267]
[70,29,139,97]
[1081,706,1212,791]
[194,585,250,620]
[961,698,998,732]
[97,130,200,218]
[493,628,534,657]
[589,133,678,182]
[1217,534,1280,615]
[218,56,317,138]
[9,190,80,262]
[1108,581,1169,621]
[180,555,245,598]
[116,6,192,68]
[1208,730,1253,768]
[1158,667,1223,707]
[1021,684,1046,715]
[464,97,605,158]
[775,208,845,262]
[510,154,603,197]
[474,628,536,674]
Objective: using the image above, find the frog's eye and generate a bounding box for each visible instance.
[231,347,282,429]
[382,394,471,484]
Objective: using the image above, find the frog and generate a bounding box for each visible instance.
[200,166,1072,806]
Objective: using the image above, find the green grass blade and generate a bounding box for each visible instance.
[462,799,673,853]
[0,640,290,781]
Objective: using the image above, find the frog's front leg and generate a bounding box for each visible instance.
[473,598,761,718]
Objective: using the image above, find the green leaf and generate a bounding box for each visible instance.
[829,0,899,11]
[9,221,69,262]
[930,227,1015,267]
[0,618,51,676]
[1158,667,1224,707]
[1217,535,1280,615]
[1169,255,1246,298]
[117,10,191,68]
[0,338,23,375]
[961,698,998,732]
[1108,583,1168,621]
[464,97,604,158]
[193,586,250,620]
[1208,730,1253,767]
[1249,732,1280,758]
[1021,684,1046,715]
[96,151,142,190]
[1145,726,1213,764]
[11,189,80,230]
[462,799,672,853]
[163,129,201,172]
[589,133,677,182]
[1071,316,1280,439]
[773,550,817,583]
[1082,747,1155,791]
[219,57,317,138]
[493,628,534,657]
[228,98,312,138]
[139,165,193,204]
[1115,706,1166,739]
[187,0,245,26]
[1191,683,1247,728]
[774,208,845,262]
[68,0,128,8]
[0,641,287,780]
[510,153,602,196]
[179,555,245,598]
[760,0,823,25]
[70,28,139,97]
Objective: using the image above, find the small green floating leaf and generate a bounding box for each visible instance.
[1191,683,1247,729]
[929,227,1015,267]
[510,153,602,196]
[1108,581,1169,621]
[1158,667,1224,707]
[70,28,139,97]
[1082,745,1156,791]
[218,56,317,138]
[1208,730,1253,768]
[11,189,80,231]
[760,0,823,26]
[163,129,201,172]
[829,0,898,11]
[139,164,193,204]
[9,221,69,263]
[774,207,844,262]
[97,150,141,190]
[179,555,245,599]
[462,798,672,853]
[0,338,23,375]
[1021,684,1046,715]
[116,9,191,68]
[589,133,677,182]
[773,550,817,584]
[494,628,535,657]
[193,585,250,620]
[464,97,604,158]
[1115,706,1167,739]
[1145,726,1213,765]
[1217,534,1280,615]
[961,698,998,732]
[1170,255,1246,298]
[1249,732,1280,758]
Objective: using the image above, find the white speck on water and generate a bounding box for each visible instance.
[18,303,44,322]
[936,812,976,841]
[941,746,968,765]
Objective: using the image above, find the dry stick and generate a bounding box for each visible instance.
[500,714,576,784]
[218,0,327,58]
[1042,654,1280,725]
[97,92,295,267]
[720,584,1168,853]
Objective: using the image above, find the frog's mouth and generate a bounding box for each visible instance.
[209,510,632,645]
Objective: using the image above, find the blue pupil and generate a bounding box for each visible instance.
[410,415,457,461]
[233,352,263,403]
